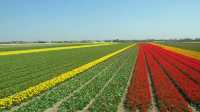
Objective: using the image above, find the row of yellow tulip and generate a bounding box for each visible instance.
[151,43,200,60]
[0,44,135,108]
[0,43,112,56]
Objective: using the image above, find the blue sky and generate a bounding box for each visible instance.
[0,0,200,41]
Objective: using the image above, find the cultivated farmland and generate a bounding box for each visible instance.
[0,43,128,98]
[0,42,200,112]
[157,41,200,52]
[127,43,200,112]
[0,43,92,51]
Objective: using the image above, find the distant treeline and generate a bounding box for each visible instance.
[0,38,200,44]
[152,38,200,42]
[0,40,99,44]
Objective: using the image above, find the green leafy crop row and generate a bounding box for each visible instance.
[58,47,137,112]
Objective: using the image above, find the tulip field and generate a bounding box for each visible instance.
[127,43,200,112]
[0,42,200,112]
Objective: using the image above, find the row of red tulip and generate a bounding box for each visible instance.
[127,45,151,112]
[151,45,200,83]
[148,44,200,103]
[143,44,192,112]
[153,44,200,72]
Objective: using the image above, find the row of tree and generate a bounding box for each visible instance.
[0,38,200,44]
